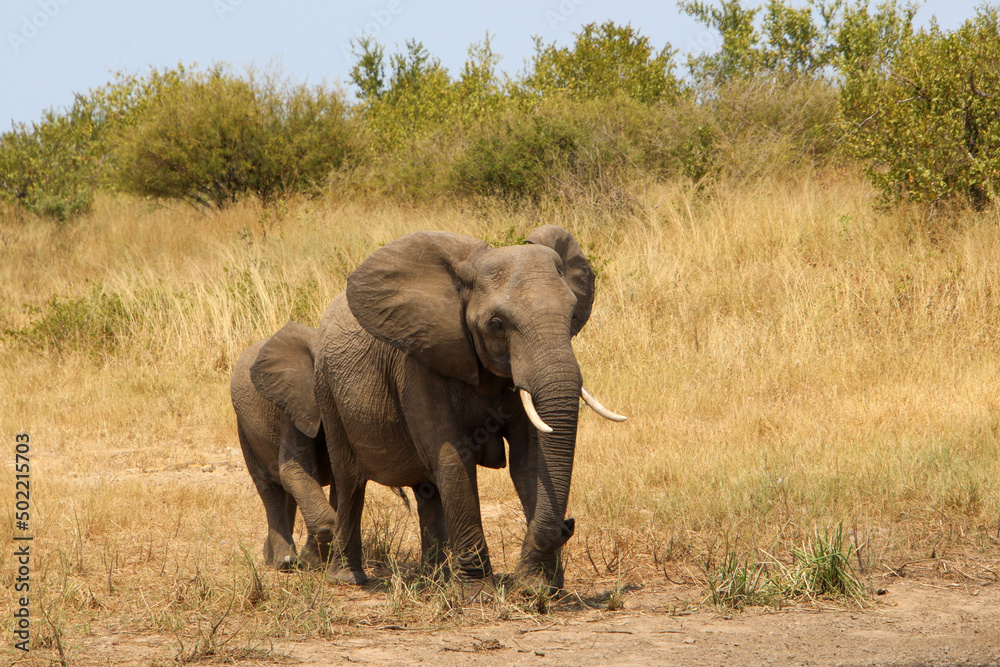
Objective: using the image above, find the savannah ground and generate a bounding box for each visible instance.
[2,170,1000,665]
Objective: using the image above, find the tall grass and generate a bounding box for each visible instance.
[2,171,1000,659]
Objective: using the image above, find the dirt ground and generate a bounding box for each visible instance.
[21,461,1000,666]
[69,572,1000,666]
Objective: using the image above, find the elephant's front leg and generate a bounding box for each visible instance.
[402,365,492,590]
[278,421,337,570]
[432,445,493,586]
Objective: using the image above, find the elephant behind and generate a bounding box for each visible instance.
[230,322,336,570]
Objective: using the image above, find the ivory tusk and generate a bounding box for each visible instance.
[519,389,553,434]
[581,386,628,422]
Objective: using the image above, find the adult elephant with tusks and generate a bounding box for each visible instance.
[252,224,627,593]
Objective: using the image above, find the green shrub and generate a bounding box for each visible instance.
[520,21,683,104]
[450,96,650,202]
[4,290,128,354]
[108,66,354,207]
[350,39,461,153]
[680,0,844,85]
[0,100,100,220]
[0,65,194,220]
[708,75,843,178]
[450,105,584,200]
[450,71,842,203]
[841,5,1000,208]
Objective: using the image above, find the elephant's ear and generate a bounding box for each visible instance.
[250,321,321,438]
[346,231,488,385]
[524,225,595,335]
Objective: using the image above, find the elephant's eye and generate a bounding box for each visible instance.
[488,317,504,332]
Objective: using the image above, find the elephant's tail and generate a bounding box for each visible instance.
[392,486,411,511]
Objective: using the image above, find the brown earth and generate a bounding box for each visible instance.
[13,463,1000,667]
[65,572,1000,666]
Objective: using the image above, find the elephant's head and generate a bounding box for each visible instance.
[346,225,625,586]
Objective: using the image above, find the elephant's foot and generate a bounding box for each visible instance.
[275,554,299,572]
[420,562,451,582]
[298,531,334,570]
[325,563,369,586]
[264,537,299,572]
[515,518,574,591]
[456,576,496,602]
[297,543,324,570]
[513,557,565,593]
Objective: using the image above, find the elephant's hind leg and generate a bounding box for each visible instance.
[257,480,298,571]
[325,478,368,585]
[239,423,298,571]
[414,482,449,577]
[315,372,369,585]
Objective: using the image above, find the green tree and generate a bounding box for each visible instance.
[841,5,1000,208]
[680,0,851,84]
[520,21,682,104]
[455,34,506,118]
[680,0,764,84]
[0,98,100,220]
[350,39,457,151]
[108,65,353,207]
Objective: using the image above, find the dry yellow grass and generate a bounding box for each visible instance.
[2,170,1000,662]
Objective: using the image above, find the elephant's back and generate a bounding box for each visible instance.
[317,293,425,484]
[319,293,404,414]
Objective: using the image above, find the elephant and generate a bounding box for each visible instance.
[230,322,337,571]
[251,225,626,590]
[236,322,452,577]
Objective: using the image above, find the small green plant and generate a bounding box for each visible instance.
[606,572,627,611]
[705,524,867,610]
[784,523,866,602]
[4,289,129,355]
[362,504,409,569]
[705,550,778,610]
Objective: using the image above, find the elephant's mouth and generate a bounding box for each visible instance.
[519,384,627,434]
[490,354,512,376]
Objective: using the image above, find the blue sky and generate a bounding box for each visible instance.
[0,0,983,128]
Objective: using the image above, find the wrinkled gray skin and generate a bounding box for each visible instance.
[237,324,450,577]
[253,225,594,590]
[230,323,336,571]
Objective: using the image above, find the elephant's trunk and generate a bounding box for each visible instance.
[513,347,582,587]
